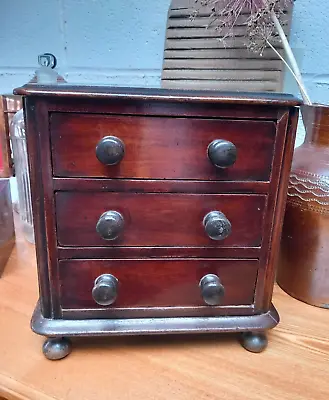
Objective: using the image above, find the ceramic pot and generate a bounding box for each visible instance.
[277,104,329,308]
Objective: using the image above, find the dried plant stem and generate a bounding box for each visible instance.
[195,0,312,103]
[270,10,312,104]
[266,41,311,103]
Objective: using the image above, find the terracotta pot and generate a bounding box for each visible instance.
[277,104,329,308]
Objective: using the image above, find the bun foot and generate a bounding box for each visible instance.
[240,332,268,353]
[42,337,72,360]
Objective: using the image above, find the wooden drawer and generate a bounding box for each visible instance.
[59,258,259,314]
[55,192,266,248]
[50,113,276,181]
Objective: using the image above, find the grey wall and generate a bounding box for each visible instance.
[1,0,328,104]
[0,0,171,91]
[287,0,329,104]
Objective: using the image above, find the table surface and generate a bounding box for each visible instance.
[0,214,328,400]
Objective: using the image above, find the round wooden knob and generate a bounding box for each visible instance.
[203,211,232,241]
[96,136,125,165]
[96,211,124,240]
[199,274,225,306]
[207,139,237,168]
[92,274,118,306]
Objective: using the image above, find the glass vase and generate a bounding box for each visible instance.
[10,109,35,244]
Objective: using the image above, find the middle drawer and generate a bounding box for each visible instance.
[55,192,266,248]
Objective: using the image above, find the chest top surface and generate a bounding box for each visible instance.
[14,84,301,106]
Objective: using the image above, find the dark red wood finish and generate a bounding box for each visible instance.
[23,98,60,318]
[41,97,283,120]
[261,109,299,310]
[51,113,276,181]
[56,192,266,247]
[253,111,292,310]
[59,258,259,314]
[14,84,300,346]
[57,246,261,260]
[53,177,270,194]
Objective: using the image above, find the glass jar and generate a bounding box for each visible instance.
[10,109,35,243]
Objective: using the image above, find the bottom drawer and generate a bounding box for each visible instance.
[59,259,259,317]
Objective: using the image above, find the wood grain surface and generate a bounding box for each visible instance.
[55,192,266,247]
[50,113,276,181]
[58,258,258,312]
[0,215,328,400]
[161,0,293,92]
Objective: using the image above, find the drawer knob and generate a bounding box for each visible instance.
[96,211,124,240]
[92,274,118,306]
[203,211,232,241]
[200,274,225,306]
[208,139,237,168]
[96,136,125,165]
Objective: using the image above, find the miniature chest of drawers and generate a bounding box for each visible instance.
[15,85,300,360]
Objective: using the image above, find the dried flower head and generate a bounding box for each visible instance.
[193,0,294,54]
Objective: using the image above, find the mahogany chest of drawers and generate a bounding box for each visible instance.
[15,85,300,360]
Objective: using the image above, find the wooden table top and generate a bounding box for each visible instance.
[0,214,328,400]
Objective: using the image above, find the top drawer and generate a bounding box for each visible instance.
[50,113,276,181]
